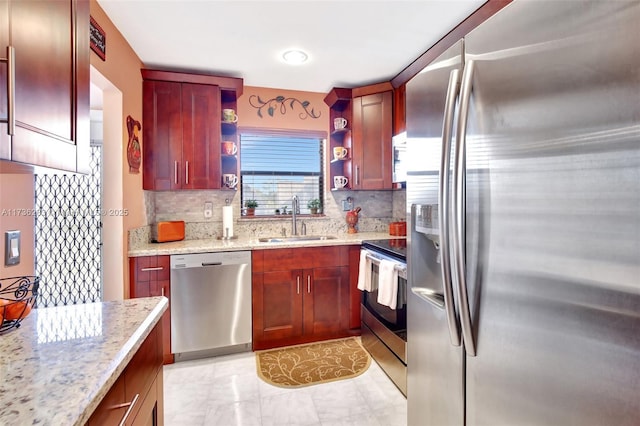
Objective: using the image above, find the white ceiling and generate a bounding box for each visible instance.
[96,0,485,93]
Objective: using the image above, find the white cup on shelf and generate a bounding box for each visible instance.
[334,175,348,188]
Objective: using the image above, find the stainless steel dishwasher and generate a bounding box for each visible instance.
[170,251,252,361]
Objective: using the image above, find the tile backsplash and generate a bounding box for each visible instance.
[134,188,407,244]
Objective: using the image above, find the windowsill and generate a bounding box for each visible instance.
[238,214,329,222]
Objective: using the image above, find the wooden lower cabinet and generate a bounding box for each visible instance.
[252,246,358,350]
[130,256,173,364]
[87,321,164,425]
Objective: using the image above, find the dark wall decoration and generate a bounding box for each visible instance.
[126,115,142,173]
[90,16,106,61]
[249,95,321,119]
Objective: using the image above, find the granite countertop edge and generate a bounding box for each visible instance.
[129,232,401,257]
[76,297,169,425]
[0,297,168,426]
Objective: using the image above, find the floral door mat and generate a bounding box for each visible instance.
[256,337,371,388]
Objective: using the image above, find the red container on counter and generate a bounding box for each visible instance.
[389,221,407,236]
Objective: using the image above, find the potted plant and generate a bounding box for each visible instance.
[307,199,321,214]
[244,199,258,216]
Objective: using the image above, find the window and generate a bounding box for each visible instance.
[240,130,324,216]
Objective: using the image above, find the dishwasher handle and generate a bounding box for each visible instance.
[202,262,223,267]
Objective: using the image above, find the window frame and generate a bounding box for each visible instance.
[238,127,327,218]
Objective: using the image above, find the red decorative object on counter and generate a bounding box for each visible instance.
[389,221,407,236]
[346,207,361,234]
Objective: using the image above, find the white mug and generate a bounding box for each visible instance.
[222,141,238,155]
[334,117,347,130]
[222,109,238,123]
[334,175,348,188]
[222,174,238,188]
[333,146,348,160]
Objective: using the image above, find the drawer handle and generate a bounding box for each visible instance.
[307,275,311,293]
[174,161,179,184]
[140,267,163,272]
[110,393,139,426]
[185,160,189,185]
[296,276,301,295]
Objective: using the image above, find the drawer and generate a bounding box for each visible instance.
[132,256,170,283]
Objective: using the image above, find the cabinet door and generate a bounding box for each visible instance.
[252,270,303,348]
[143,80,182,190]
[0,1,8,159]
[352,91,393,189]
[130,256,173,364]
[303,266,350,336]
[181,83,221,189]
[9,0,89,172]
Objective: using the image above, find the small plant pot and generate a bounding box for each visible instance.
[246,208,255,216]
[310,208,319,215]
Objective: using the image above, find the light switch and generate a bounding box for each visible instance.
[5,230,20,266]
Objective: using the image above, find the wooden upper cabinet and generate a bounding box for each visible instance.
[142,69,242,190]
[143,80,221,190]
[181,83,221,189]
[143,80,182,190]
[393,84,406,136]
[352,91,393,190]
[0,0,89,172]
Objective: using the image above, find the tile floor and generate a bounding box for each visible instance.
[163,350,407,426]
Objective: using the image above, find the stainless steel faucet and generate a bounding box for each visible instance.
[292,195,299,235]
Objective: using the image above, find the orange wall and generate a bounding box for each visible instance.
[90,0,144,297]
[90,0,144,232]
[238,87,328,132]
[0,173,35,278]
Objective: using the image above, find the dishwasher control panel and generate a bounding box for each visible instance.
[171,251,251,269]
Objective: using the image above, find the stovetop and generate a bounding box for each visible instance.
[361,239,407,262]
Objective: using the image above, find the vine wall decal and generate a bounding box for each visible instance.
[248,95,321,119]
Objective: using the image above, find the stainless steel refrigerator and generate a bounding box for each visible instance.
[406,1,640,425]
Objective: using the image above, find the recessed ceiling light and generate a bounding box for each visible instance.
[282,49,309,65]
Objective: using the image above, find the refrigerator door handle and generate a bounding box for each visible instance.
[453,59,477,357]
[439,68,462,347]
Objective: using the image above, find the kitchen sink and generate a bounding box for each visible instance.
[258,235,338,243]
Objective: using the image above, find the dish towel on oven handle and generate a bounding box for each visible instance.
[357,249,374,292]
[377,258,399,309]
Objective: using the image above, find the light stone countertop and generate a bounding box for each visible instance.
[0,296,168,426]
[128,231,400,257]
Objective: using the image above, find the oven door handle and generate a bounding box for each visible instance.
[364,253,406,275]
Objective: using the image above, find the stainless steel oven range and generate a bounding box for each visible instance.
[360,239,407,396]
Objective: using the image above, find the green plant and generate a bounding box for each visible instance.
[307,198,321,209]
[245,199,258,208]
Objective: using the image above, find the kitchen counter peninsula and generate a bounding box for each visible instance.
[129,231,398,257]
[0,296,168,425]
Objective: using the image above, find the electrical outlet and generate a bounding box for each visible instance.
[204,202,213,218]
